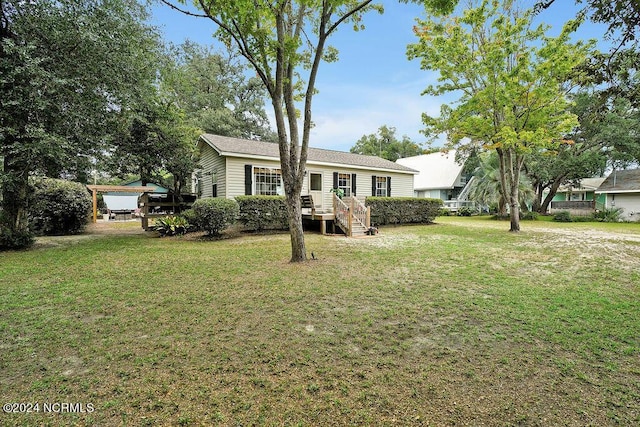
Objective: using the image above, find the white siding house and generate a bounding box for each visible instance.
[193,134,417,212]
[595,169,640,222]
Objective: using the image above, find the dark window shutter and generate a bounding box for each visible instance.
[333,172,338,189]
[351,173,357,196]
[212,184,218,198]
[244,164,253,195]
[371,176,377,196]
[387,176,392,197]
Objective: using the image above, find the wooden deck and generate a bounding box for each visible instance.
[302,211,335,235]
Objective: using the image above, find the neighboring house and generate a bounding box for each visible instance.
[595,168,640,221]
[103,180,169,216]
[548,177,607,216]
[396,150,474,211]
[193,134,417,209]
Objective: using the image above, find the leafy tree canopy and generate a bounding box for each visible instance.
[350,125,424,161]
[407,0,593,231]
[160,42,276,141]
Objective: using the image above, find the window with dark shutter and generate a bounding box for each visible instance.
[244,164,252,195]
[351,173,357,196]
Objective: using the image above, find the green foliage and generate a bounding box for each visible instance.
[29,178,92,236]
[160,42,276,141]
[235,196,288,232]
[408,0,593,231]
[457,206,476,217]
[152,215,190,237]
[0,0,160,241]
[192,198,239,236]
[553,211,573,222]
[350,125,424,161]
[0,222,35,250]
[366,197,443,225]
[179,209,200,231]
[330,188,345,199]
[592,207,623,223]
[521,211,539,221]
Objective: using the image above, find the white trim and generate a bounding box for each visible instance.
[595,189,640,194]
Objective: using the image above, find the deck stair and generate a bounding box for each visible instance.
[333,195,370,237]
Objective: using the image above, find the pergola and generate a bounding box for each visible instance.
[86,185,157,223]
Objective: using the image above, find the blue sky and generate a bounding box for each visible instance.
[151,1,612,152]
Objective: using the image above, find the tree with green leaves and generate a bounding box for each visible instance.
[408,0,592,231]
[160,42,276,141]
[108,96,200,196]
[350,125,423,161]
[164,0,383,261]
[0,0,160,249]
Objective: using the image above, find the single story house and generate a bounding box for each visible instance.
[548,177,607,216]
[193,134,417,212]
[595,168,640,221]
[396,150,474,211]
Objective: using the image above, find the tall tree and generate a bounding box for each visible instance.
[160,42,276,141]
[0,0,159,248]
[164,0,382,261]
[407,0,592,231]
[350,125,424,161]
[108,97,200,195]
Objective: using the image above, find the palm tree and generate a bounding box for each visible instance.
[468,152,534,216]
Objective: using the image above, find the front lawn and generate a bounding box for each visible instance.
[1,219,638,425]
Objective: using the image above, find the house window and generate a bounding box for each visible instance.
[310,173,322,191]
[375,176,388,197]
[254,167,283,195]
[338,173,351,197]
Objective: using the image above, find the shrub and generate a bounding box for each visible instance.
[0,222,35,250]
[235,196,288,231]
[457,206,476,217]
[29,178,92,236]
[592,207,623,223]
[553,211,573,222]
[180,209,200,231]
[521,211,539,221]
[192,198,239,236]
[366,197,443,225]
[153,215,190,237]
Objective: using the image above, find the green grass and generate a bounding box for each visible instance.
[1,218,639,426]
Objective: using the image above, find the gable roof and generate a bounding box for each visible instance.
[557,177,606,193]
[396,150,464,190]
[199,134,417,174]
[596,169,640,194]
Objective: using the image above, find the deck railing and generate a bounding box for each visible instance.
[332,194,370,236]
[349,197,370,229]
[550,200,595,211]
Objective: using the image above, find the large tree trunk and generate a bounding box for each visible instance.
[1,155,33,248]
[539,179,563,214]
[285,193,306,262]
[531,182,544,212]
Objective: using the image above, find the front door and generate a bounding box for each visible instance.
[308,172,323,211]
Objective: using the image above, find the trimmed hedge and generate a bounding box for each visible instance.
[235,195,289,231]
[366,197,442,225]
[30,178,92,236]
[192,198,239,236]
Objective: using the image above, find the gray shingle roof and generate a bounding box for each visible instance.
[200,134,417,174]
[596,169,640,193]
